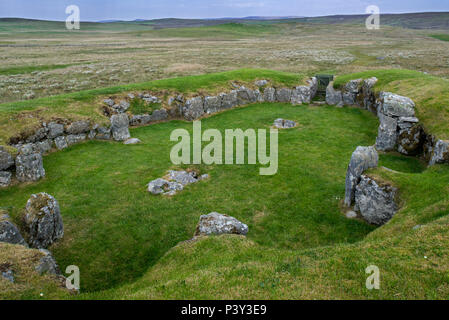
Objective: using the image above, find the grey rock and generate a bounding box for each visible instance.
[220,91,238,109]
[130,114,151,126]
[325,82,343,106]
[47,122,64,139]
[359,77,378,112]
[375,114,398,151]
[263,87,276,102]
[0,146,14,170]
[291,86,311,104]
[112,100,130,113]
[273,118,297,129]
[123,138,141,145]
[26,127,48,143]
[66,121,90,135]
[167,170,198,186]
[0,171,12,187]
[1,270,14,283]
[236,86,257,104]
[15,147,45,182]
[103,98,115,107]
[151,109,168,121]
[35,249,61,275]
[88,130,96,139]
[110,114,131,141]
[204,96,222,114]
[345,211,357,219]
[127,93,135,100]
[355,175,398,226]
[307,77,318,100]
[0,213,26,245]
[275,88,292,103]
[255,80,268,87]
[96,127,111,140]
[344,146,379,207]
[397,119,423,155]
[66,134,86,146]
[183,97,204,121]
[378,92,415,118]
[342,79,362,106]
[34,139,53,154]
[24,193,64,249]
[194,212,248,236]
[429,140,449,166]
[54,136,68,150]
[147,178,170,195]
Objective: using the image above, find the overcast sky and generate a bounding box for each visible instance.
[1,0,448,21]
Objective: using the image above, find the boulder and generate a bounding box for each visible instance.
[183,97,205,121]
[110,114,131,141]
[236,86,257,105]
[378,92,415,118]
[15,145,45,182]
[35,249,61,275]
[66,134,86,146]
[429,140,449,166]
[275,88,292,103]
[0,213,26,245]
[130,114,151,126]
[220,91,238,109]
[26,127,48,143]
[194,212,248,236]
[291,86,311,104]
[47,122,64,139]
[375,114,398,151]
[0,146,14,171]
[34,139,53,154]
[263,87,276,102]
[54,136,68,150]
[397,117,423,155]
[325,82,343,107]
[147,178,170,195]
[150,109,168,122]
[66,121,90,135]
[359,77,378,112]
[167,170,198,186]
[124,138,141,145]
[23,193,64,249]
[204,96,222,114]
[255,80,268,87]
[355,175,398,226]
[273,118,297,129]
[344,146,379,207]
[103,99,115,107]
[307,77,318,100]
[342,79,362,105]
[112,100,130,113]
[0,171,12,187]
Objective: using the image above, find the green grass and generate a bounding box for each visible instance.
[430,34,449,42]
[1,102,383,294]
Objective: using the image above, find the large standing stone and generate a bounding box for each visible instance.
[378,92,415,118]
[110,114,131,141]
[183,97,205,121]
[429,140,449,166]
[0,171,12,187]
[355,175,398,226]
[359,77,378,112]
[325,82,343,107]
[375,114,398,151]
[344,146,379,207]
[23,193,64,249]
[15,144,45,182]
[275,88,292,103]
[0,213,26,245]
[194,212,248,236]
[0,146,14,171]
[342,79,362,106]
[397,117,422,155]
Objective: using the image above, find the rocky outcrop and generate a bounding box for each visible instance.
[15,144,45,182]
[354,175,398,226]
[110,113,131,141]
[429,140,449,166]
[0,213,26,245]
[325,82,343,107]
[194,212,248,236]
[23,193,64,249]
[344,146,379,207]
[148,170,208,196]
[273,118,297,129]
